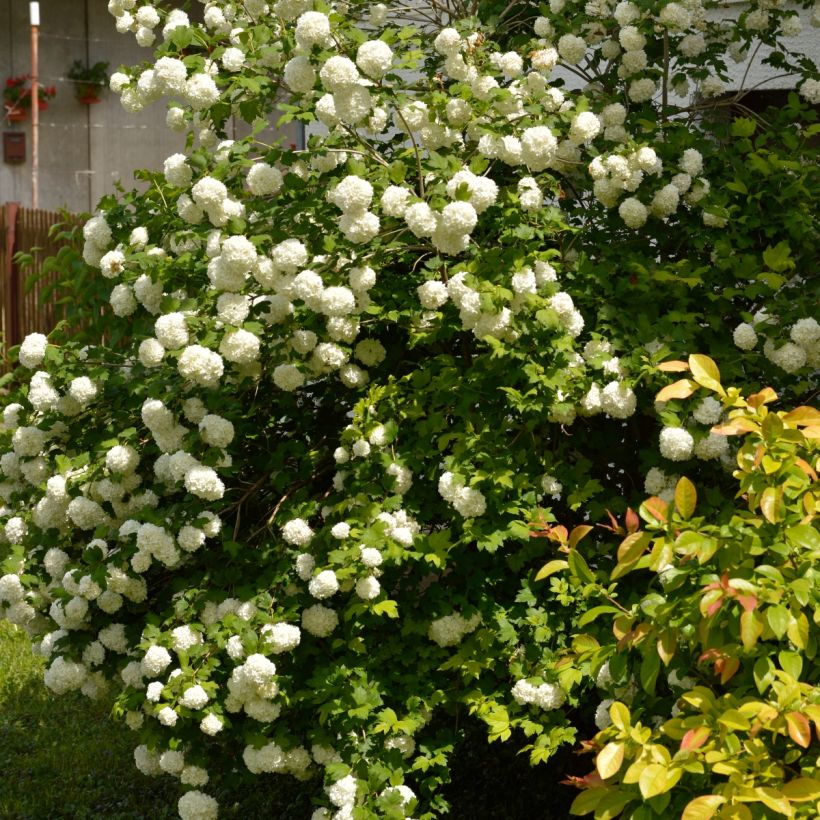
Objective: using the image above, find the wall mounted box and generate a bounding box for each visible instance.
[3,132,26,164]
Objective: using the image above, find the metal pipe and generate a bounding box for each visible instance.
[30,2,40,208]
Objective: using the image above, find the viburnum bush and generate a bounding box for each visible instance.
[0,0,817,818]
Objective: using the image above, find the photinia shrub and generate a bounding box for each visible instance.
[548,357,818,819]
[0,1,817,818]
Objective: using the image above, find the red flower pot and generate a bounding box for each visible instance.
[4,104,27,122]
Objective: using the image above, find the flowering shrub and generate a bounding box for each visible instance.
[545,357,818,818]
[0,1,817,818]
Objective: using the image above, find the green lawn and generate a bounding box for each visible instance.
[0,621,575,818]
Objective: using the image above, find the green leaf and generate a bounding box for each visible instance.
[731,117,756,137]
[639,763,675,799]
[762,241,793,272]
[717,709,750,731]
[766,605,791,640]
[674,477,697,520]
[640,652,660,694]
[609,702,631,732]
[569,788,608,815]
[596,742,625,780]
[688,354,724,395]
[782,778,820,802]
[681,795,726,820]
[779,650,803,680]
[373,600,399,618]
[535,559,568,581]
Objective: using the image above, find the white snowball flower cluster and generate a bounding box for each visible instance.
[327,175,380,244]
[428,612,481,647]
[19,333,48,369]
[438,471,486,517]
[659,427,695,461]
[511,679,567,710]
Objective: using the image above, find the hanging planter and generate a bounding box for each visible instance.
[67,60,109,105]
[4,104,28,122]
[3,75,56,121]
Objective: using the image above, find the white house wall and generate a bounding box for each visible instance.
[0,0,300,213]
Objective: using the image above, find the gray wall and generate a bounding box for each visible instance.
[1,0,299,213]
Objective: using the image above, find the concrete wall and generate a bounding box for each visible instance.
[1,0,300,213]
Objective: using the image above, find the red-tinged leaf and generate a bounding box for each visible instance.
[719,656,740,684]
[794,458,818,481]
[641,496,668,523]
[782,406,820,426]
[706,594,725,618]
[600,509,622,534]
[711,418,759,435]
[737,595,757,612]
[688,354,724,394]
[786,712,812,748]
[569,525,594,550]
[655,360,689,373]
[681,794,726,820]
[657,360,690,372]
[747,387,778,408]
[674,476,697,520]
[624,507,640,533]
[656,378,698,402]
[681,726,711,751]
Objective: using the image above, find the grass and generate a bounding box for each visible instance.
[0,622,576,818]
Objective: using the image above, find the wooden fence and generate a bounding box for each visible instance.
[0,203,80,366]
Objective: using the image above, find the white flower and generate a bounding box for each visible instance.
[320,56,360,92]
[328,774,358,808]
[692,397,722,426]
[619,197,648,228]
[178,791,218,820]
[178,345,224,388]
[220,328,260,364]
[405,202,438,237]
[247,163,284,196]
[659,427,694,461]
[181,685,209,709]
[355,576,381,600]
[282,518,314,546]
[273,363,305,391]
[283,55,316,94]
[308,569,339,600]
[521,126,557,171]
[295,11,332,50]
[733,322,757,350]
[19,333,48,368]
[262,622,302,653]
[356,40,393,78]
[200,713,224,735]
[595,699,614,730]
[301,604,339,637]
[155,312,189,350]
[142,645,172,677]
[557,34,586,64]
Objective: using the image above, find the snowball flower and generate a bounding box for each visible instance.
[181,685,209,709]
[357,40,393,78]
[178,346,224,388]
[178,791,218,820]
[295,11,332,49]
[247,163,284,196]
[733,323,757,350]
[262,622,302,653]
[19,333,48,368]
[308,569,339,600]
[301,604,339,637]
[659,427,694,461]
[282,518,314,546]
